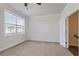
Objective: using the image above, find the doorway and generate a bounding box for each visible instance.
[68,11,78,56]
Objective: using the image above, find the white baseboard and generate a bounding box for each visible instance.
[28,38,59,43]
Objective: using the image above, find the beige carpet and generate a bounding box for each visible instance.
[0,40,73,56]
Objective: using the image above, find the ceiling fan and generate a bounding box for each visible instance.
[24,3,41,9]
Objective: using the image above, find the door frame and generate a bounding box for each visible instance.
[65,18,69,48]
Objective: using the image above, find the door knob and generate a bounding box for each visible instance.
[74,34,79,39]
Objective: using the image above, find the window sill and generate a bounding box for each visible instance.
[4,32,25,36]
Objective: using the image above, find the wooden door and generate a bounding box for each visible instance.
[68,11,78,56]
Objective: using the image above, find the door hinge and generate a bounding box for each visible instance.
[65,42,67,44]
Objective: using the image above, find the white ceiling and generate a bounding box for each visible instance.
[7,3,67,16]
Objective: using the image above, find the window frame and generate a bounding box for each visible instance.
[4,9,25,36]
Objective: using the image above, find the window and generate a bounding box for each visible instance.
[5,11,16,34]
[5,10,25,35]
[17,17,25,33]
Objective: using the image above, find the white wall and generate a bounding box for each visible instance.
[59,18,66,47]
[0,4,29,52]
[60,3,79,48]
[28,15,60,42]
